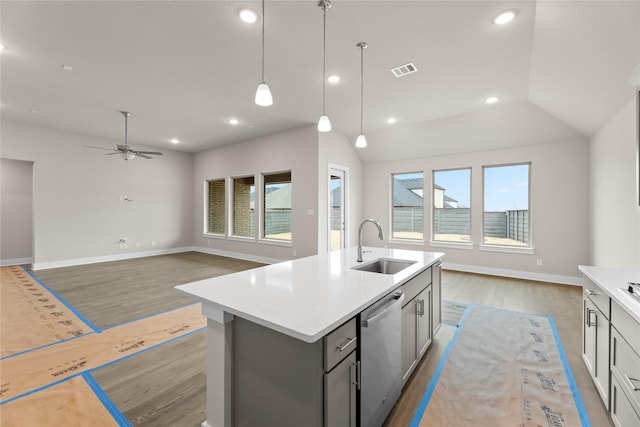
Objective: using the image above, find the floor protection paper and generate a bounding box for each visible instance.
[412,304,589,427]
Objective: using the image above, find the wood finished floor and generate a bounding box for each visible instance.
[28,255,612,426]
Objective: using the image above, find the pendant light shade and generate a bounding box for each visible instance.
[318,115,332,132]
[255,82,273,106]
[317,0,332,132]
[255,0,273,106]
[356,41,368,148]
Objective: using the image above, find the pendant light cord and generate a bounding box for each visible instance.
[261,0,265,83]
[322,3,327,114]
[360,44,364,134]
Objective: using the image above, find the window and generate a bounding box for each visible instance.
[433,168,471,243]
[263,171,292,241]
[483,163,530,247]
[205,178,225,235]
[392,172,424,240]
[231,175,255,238]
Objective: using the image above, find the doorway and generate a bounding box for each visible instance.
[328,165,348,252]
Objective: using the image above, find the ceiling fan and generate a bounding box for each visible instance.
[85,111,163,160]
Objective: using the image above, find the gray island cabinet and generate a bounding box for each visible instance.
[176,247,444,427]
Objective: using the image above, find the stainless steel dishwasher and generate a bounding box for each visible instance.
[360,291,405,427]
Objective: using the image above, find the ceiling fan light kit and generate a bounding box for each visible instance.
[84,111,163,161]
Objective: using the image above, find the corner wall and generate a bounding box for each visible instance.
[1,121,194,269]
[192,125,319,262]
[589,98,640,269]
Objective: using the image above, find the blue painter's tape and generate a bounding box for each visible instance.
[1,332,96,361]
[83,373,133,427]
[409,303,472,427]
[548,316,592,427]
[20,265,102,333]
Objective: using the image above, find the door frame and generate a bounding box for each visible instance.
[328,163,349,251]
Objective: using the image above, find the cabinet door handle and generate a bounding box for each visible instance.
[352,361,361,390]
[588,310,597,328]
[626,375,640,391]
[416,299,424,317]
[421,299,425,317]
[585,289,598,296]
[336,336,357,352]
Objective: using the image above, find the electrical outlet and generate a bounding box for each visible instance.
[536,259,543,267]
[119,237,128,249]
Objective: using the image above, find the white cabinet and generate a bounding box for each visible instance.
[400,267,434,383]
[582,289,610,408]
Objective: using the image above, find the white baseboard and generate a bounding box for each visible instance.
[1,257,33,267]
[443,262,582,286]
[31,247,194,271]
[193,246,282,265]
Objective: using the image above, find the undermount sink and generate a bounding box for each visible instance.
[352,258,417,275]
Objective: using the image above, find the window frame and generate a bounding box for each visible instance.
[203,177,227,238]
[390,171,425,244]
[430,167,473,249]
[229,174,257,242]
[260,170,293,246]
[480,162,533,254]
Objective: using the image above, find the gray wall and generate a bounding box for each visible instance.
[589,98,640,269]
[193,125,319,261]
[362,139,590,283]
[1,121,194,269]
[1,158,33,264]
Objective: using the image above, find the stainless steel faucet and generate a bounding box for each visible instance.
[357,219,384,262]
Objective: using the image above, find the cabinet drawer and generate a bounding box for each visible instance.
[612,301,640,356]
[401,267,432,307]
[583,277,610,319]
[324,318,357,371]
[611,374,640,427]
[611,326,640,413]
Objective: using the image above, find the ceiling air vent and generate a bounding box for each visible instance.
[391,62,417,77]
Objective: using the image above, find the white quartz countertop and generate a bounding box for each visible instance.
[578,265,640,323]
[176,247,444,343]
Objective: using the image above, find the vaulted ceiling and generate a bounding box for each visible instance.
[1,1,638,163]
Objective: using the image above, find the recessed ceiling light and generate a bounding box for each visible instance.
[170,138,179,144]
[239,8,258,24]
[229,118,239,125]
[0,44,5,51]
[327,75,340,83]
[31,109,40,114]
[61,64,73,72]
[494,11,515,25]
[485,96,499,104]
[386,117,397,124]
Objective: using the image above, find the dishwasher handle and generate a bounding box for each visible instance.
[362,292,404,328]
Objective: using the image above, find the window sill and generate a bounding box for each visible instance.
[258,238,293,248]
[388,238,425,247]
[203,233,226,240]
[228,235,257,243]
[429,241,474,250]
[479,244,534,255]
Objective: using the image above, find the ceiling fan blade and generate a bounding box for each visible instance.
[105,152,120,155]
[136,153,153,159]
[135,151,163,155]
[84,145,118,152]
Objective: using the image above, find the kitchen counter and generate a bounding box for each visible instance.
[578,265,640,323]
[176,246,444,343]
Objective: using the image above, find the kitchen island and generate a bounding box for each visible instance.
[176,246,444,427]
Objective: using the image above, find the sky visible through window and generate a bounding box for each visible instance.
[484,164,529,211]
[434,169,470,208]
[430,165,529,212]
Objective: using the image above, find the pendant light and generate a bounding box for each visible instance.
[255,0,273,106]
[317,0,332,132]
[355,42,367,148]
